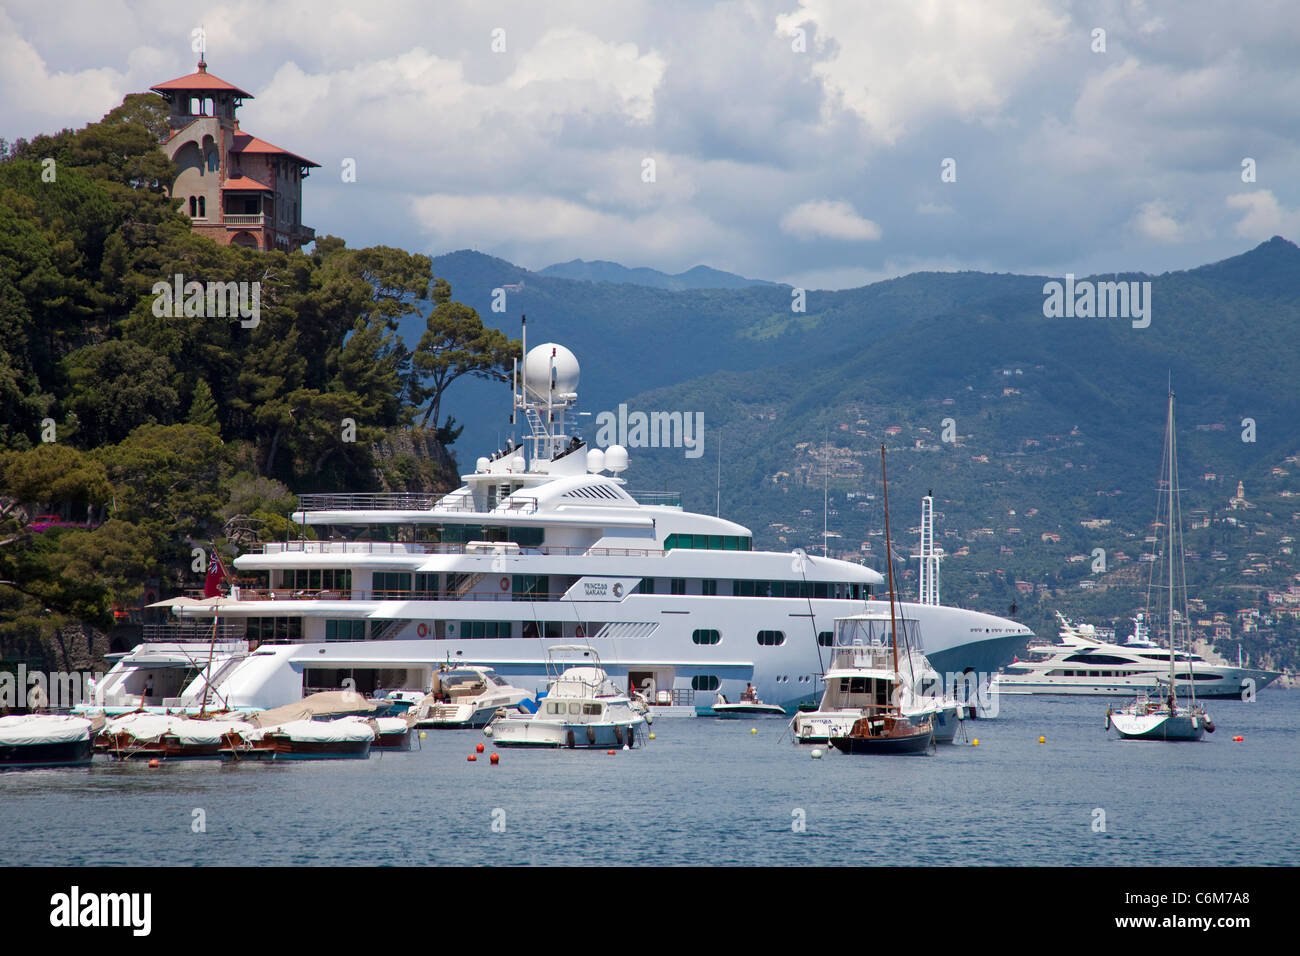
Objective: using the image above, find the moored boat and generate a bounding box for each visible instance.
[221,716,375,760]
[702,687,787,718]
[490,645,647,749]
[372,715,416,749]
[828,446,936,757]
[97,712,253,760]
[0,714,99,769]
[410,665,531,729]
[1107,391,1211,743]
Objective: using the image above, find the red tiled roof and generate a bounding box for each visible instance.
[222,174,272,192]
[151,61,253,98]
[230,132,320,168]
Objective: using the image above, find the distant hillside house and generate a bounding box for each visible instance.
[151,59,319,251]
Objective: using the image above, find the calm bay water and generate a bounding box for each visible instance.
[2,693,1296,867]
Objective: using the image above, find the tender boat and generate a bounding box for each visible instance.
[1107,391,1212,742]
[489,646,647,749]
[701,687,787,718]
[0,714,99,769]
[791,612,963,744]
[828,446,936,756]
[410,665,532,729]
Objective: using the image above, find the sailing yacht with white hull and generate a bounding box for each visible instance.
[1108,391,1212,742]
[99,329,1033,713]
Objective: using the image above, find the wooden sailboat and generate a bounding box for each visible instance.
[1108,391,1212,742]
[830,445,935,756]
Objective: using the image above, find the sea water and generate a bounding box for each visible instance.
[1,692,1295,866]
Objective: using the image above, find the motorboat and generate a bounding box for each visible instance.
[792,613,963,744]
[992,611,1278,698]
[828,446,936,756]
[489,646,647,749]
[410,665,531,729]
[702,687,787,718]
[0,714,100,769]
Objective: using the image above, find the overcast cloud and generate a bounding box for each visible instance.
[3,0,1297,288]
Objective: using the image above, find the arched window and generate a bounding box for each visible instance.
[188,196,197,217]
[207,151,219,172]
[197,196,206,218]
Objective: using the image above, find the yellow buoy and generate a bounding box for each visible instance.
[750,728,758,735]
[972,738,980,746]
[1038,736,1046,744]
[419,731,426,739]
[648,732,656,740]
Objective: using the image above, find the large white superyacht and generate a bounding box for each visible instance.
[95,335,1033,714]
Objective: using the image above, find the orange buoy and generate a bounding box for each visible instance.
[476,742,484,753]
[467,754,477,761]
[607,749,616,755]
[148,758,160,768]
[489,753,499,764]
[1233,735,1244,742]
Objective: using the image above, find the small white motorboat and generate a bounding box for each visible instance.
[704,689,787,718]
[411,665,532,729]
[489,646,647,749]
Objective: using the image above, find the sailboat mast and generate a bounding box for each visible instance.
[881,445,901,703]
[1167,392,1177,709]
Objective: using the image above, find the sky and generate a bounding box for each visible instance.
[2,0,1298,289]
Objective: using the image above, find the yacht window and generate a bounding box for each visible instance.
[671,578,686,595]
[757,630,786,646]
[692,629,721,645]
[849,677,869,694]
[568,702,581,715]
[583,703,602,715]
[817,631,833,647]
[546,701,562,714]
[691,675,720,691]
[702,579,717,596]
[640,578,655,595]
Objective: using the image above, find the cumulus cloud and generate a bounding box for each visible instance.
[1226,190,1300,240]
[780,200,881,241]
[1131,200,1190,243]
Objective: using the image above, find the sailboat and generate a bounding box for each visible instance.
[830,445,935,755]
[1107,391,1213,742]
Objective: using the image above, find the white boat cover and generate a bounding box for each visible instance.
[373,716,411,734]
[246,691,377,728]
[248,717,375,743]
[104,713,253,746]
[0,714,93,746]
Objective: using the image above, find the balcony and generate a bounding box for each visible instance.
[224,213,265,227]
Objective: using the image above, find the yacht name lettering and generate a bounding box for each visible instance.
[49,886,152,936]
[594,404,705,459]
[584,581,609,597]
[1041,273,1151,328]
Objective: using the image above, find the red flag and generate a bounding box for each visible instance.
[203,547,229,598]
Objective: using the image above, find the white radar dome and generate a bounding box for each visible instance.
[511,455,525,472]
[605,444,629,473]
[523,343,579,401]
[586,448,606,473]
[476,457,490,472]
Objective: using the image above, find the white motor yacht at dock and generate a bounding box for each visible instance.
[97,328,1033,714]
